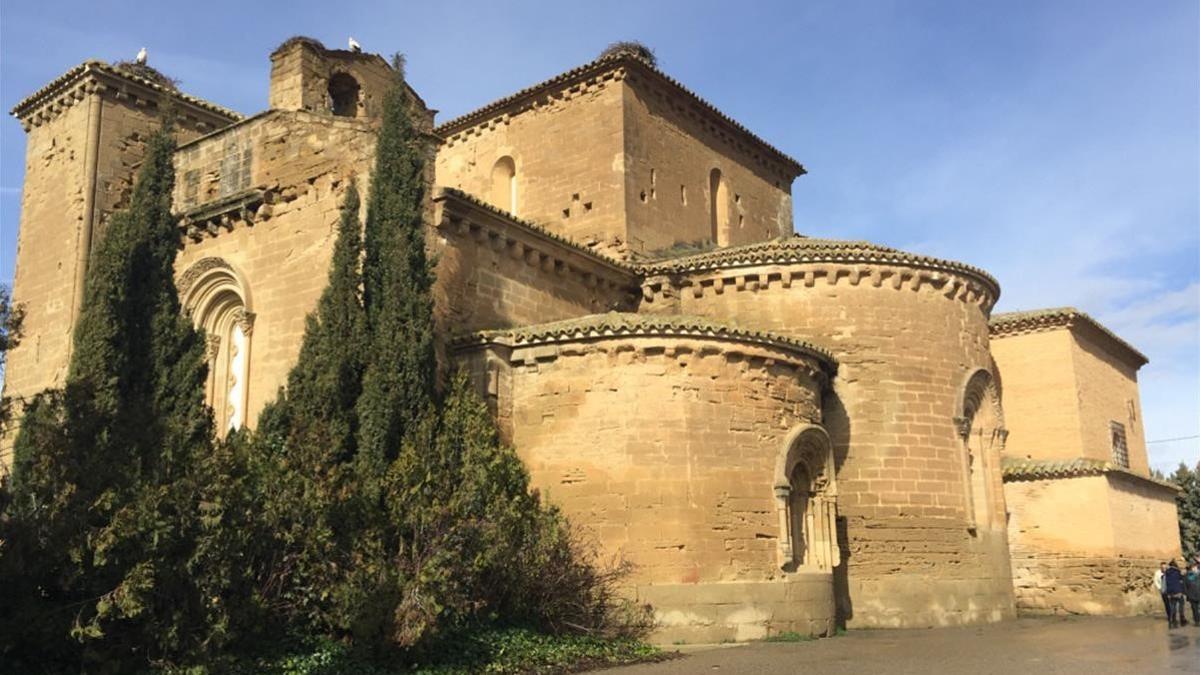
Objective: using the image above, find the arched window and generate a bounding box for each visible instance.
[774,424,840,572]
[328,72,360,117]
[788,463,812,565]
[709,168,730,246]
[491,156,517,215]
[955,369,1007,533]
[178,258,254,434]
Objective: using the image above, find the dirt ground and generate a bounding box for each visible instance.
[600,616,1199,674]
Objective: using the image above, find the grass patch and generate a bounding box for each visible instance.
[763,631,814,643]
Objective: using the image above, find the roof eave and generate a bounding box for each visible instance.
[11,60,243,125]
[434,53,803,176]
[990,309,1149,369]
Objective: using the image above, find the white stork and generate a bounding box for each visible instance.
[136,47,148,65]
[348,37,361,53]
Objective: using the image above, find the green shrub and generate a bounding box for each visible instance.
[172,628,661,675]
[1,123,229,671]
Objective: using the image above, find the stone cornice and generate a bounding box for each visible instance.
[434,53,803,178]
[1001,456,1179,493]
[179,189,270,243]
[450,311,838,378]
[637,235,1000,310]
[433,187,640,296]
[989,307,1148,368]
[11,60,242,132]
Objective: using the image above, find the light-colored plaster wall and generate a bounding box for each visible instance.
[1005,476,1116,553]
[1106,476,1181,558]
[1004,474,1181,615]
[1070,330,1149,473]
[990,330,1084,462]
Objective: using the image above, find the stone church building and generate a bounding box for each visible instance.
[4,40,1183,641]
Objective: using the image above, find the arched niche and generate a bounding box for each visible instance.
[774,424,840,572]
[328,72,361,117]
[179,258,255,434]
[954,368,1007,533]
[491,156,517,215]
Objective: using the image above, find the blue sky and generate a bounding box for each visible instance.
[1,0,1197,471]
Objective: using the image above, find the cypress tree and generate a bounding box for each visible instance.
[2,124,217,669]
[388,371,540,642]
[271,179,367,460]
[251,181,377,635]
[357,55,436,467]
[0,285,23,432]
[1173,461,1200,560]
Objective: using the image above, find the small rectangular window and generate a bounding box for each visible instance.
[1110,421,1129,468]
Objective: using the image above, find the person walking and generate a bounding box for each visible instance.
[1185,562,1200,627]
[1155,561,1170,621]
[1165,560,1186,628]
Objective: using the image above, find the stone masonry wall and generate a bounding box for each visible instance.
[643,260,1015,627]
[172,111,377,429]
[436,79,627,255]
[621,75,795,255]
[172,108,633,430]
[4,80,230,467]
[4,101,93,420]
[268,41,435,130]
[431,193,637,334]
[457,333,837,641]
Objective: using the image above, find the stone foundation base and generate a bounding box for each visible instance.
[638,574,834,644]
[1010,553,1164,616]
[845,575,1015,628]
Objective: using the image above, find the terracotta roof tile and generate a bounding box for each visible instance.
[450,311,837,375]
[11,60,243,122]
[990,307,1148,367]
[635,234,1001,297]
[1001,456,1179,492]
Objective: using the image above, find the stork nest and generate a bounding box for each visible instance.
[273,35,326,55]
[113,61,179,90]
[599,41,657,67]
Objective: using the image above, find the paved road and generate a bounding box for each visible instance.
[600,616,1199,674]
